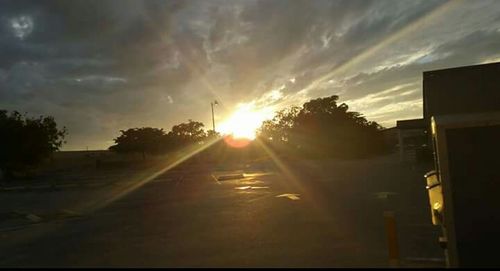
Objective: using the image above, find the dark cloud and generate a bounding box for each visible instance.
[0,0,498,149]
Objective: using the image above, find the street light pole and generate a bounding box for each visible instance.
[211,100,218,131]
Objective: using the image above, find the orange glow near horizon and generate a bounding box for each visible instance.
[223,134,252,148]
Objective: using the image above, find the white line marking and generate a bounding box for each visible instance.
[247,194,273,203]
[30,185,50,189]
[25,214,42,223]
[58,183,78,188]
[276,193,301,200]
[3,186,25,190]
[211,174,221,185]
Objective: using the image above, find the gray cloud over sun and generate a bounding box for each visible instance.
[0,0,499,150]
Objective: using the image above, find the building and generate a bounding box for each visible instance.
[396,62,500,162]
[381,127,398,147]
[423,62,500,120]
[396,118,427,162]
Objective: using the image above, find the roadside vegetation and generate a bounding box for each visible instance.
[0,95,390,181]
[108,120,218,159]
[0,110,67,179]
[258,95,389,159]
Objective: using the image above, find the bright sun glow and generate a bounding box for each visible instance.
[218,103,274,140]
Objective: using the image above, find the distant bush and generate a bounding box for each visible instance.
[0,110,67,177]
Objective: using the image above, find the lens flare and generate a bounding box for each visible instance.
[223,134,252,148]
[219,103,274,140]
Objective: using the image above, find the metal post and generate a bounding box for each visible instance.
[384,211,401,267]
[211,102,215,131]
[398,129,404,162]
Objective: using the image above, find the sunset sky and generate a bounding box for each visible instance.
[1,0,499,150]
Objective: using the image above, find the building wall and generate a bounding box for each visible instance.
[397,128,428,162]
[382,127,398,149]
[423,62,500,120]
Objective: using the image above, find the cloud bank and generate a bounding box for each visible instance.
[1,0,499,150]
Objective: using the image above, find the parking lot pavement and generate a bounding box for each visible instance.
[0,155,445,267]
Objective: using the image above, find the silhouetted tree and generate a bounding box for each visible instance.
[259,106,300,145]
[109,120,211,157]
[109,127,166,159]
[206,129,221,138]
[170,119,206,140]
[258,95,389,159]
[0,110,67,177]
[166,119,207,149]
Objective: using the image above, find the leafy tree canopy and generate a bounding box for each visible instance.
[109,127,166,156]
[109,120,214,156]
[258,95,388,159]
[0,110,67,175]
[168,119,207,146]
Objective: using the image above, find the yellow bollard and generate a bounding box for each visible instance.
[384,211,400,267]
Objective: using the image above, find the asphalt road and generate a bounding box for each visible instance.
[0,156,445,267]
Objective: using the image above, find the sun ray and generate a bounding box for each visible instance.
[82,136,223,213]
[219,103,274,140]
[254,138,331,218]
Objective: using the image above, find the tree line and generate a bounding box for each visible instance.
[0,94,390,178]
[258,95,389,159]
[108,95,389,159]
[0,110,67,178]
[108,120,220,159]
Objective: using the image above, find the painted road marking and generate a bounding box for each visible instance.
[211,174,221,185]
[276,193,301,200]
[29,185,51,189]
[0,223,39,233]
[247,193,273,203]
[216,174,245,181]
[239,179,266,185]
[374,192,399,199]
[25,214,42,223]
[2,186,25,191]
[213,171,273,182]
[242,172,275,178]
[60,209,82,217]
[84,183,105,187]
[235,186,270,190]
[58,183,78,188]
[152,177,174,183]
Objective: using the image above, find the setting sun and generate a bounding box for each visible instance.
[218,103,274,140]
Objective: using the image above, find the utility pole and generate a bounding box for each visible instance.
[211,100,218,131]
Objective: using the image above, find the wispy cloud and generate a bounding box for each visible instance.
[0,0,499,149]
